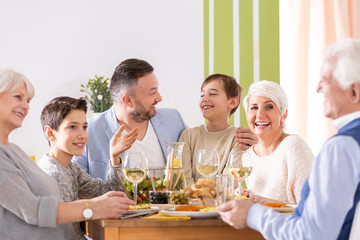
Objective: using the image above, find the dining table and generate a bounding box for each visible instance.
[85,204,265,240]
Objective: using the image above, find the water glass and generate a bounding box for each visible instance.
[216,174,234,205]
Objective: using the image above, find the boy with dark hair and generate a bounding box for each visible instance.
[180,74,245,185]
[38,96,137,240]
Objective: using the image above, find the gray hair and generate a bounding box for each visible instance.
[324,38,360,89]
[242,80,288,115]
[0,68,35,98]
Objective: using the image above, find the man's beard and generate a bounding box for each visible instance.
[130,100,157,122]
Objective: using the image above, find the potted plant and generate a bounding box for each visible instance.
[81,75,112,113]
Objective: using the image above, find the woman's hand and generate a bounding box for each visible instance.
[57,191,136,224]
[235,127,258,150]
[91,191,135,219]
[110,124,138,166]
[234,187,249,197]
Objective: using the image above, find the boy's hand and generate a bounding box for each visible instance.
[110,124,138,166]
[235,127,258,150]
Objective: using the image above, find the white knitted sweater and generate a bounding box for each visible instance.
[244,134,314,204]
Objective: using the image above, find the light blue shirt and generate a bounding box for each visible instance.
[72,106,187,181]
[247,112,360,239]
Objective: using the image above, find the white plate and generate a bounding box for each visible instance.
[126,206,160,215]
[160,207,219,219]
[272,204,297,213]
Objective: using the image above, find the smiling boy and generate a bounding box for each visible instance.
[38,96,137,240]
[180,74,246,185]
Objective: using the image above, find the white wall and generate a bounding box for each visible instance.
[0,0,205,160]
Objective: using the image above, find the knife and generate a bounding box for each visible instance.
[121,209,158,220]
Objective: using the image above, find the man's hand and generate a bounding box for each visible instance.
[235,127,258,150]
[110,124,138,166]
[217,199,253,229]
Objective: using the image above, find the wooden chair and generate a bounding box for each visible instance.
[349,201,360,240]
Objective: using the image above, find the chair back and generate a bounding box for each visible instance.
[349,201,360,240]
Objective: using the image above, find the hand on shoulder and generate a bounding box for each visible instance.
[235,127,258,150]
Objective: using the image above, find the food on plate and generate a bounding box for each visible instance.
[195,179,216,188]
[174,205,217,212]
[168,191,189,205]
[234,195,248,200]
[175,205,204,211]
[199,207,217,212]
[149,191,168,204]
[129,204,151,210]
[185,179,216,199]
[262,202,287,208]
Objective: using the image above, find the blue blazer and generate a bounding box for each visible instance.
[72,106,187,181]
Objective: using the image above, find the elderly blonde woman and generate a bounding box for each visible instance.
[241,80,313,204]
[0,68,135,240]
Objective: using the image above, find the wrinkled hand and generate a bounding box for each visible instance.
[91,191,135,219]
[110,124,138,166]
[217,200,253,229]
[235,127,258,150]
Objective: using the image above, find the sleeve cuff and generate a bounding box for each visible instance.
[109,160,122,169]
[38,196,58,227]
[247,203,267,231]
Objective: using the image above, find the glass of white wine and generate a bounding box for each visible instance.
[228,151,253,198]
[122,152,149,205]
[196,149,220,180]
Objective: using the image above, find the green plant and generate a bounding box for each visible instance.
[81,75,112,113]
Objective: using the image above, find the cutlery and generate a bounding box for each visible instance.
[121,210,158,220]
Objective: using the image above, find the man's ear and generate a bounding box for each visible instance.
[349,83,360,104]
[44,126,56,142]
[122,93,134,108]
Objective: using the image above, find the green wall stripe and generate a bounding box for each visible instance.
[214,0,234,124]
[214,0,233,75]
[203,0,279,127]
[203,0,209,78]
[239,0,254,128]
[259,0,280,84]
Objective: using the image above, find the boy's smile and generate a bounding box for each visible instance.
[199,80,232,122]
[48,109,88,166]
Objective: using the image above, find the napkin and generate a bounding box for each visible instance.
[141,213,190,221]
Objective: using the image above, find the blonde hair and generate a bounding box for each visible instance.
[0,68,35,99]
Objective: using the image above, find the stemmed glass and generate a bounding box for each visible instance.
[196,149,220,179]
[122,152,149,205]
[227,151,253,198]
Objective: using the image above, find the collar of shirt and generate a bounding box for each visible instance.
[333,111,360,130]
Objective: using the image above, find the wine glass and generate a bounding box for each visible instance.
[227,151,253,198]
[122,152,149,205]
[196,149,220,180]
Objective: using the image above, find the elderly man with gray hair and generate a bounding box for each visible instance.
[218,38,360,239]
